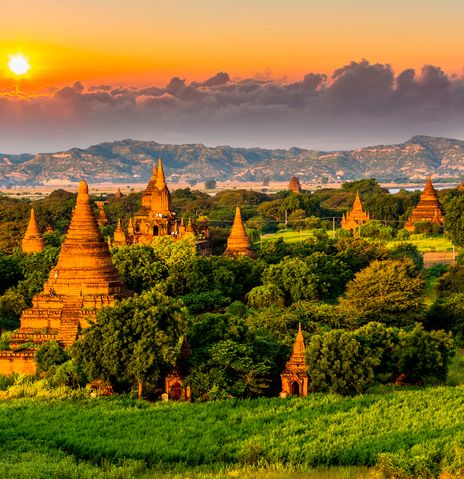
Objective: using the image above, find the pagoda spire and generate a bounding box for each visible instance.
[155,158,167,190]
[113,218,126,246]
[43,179,124,297]
[22,208,45,253]
[142,162,159,208]
[293,323,305,356]
[223,207,255,258]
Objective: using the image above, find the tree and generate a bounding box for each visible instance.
[340,259,425,328]
[0,254,22,294]
[247,284,285,309]
[111,245,166,293]
[426,293,464,343]
[35,341,70,373]
[205,179,217,190]
[388,243,424,271]
[444,195,464,246]
[307,329,379,395]
[72,288,185,399]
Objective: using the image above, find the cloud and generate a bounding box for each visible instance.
[1,61,464,153]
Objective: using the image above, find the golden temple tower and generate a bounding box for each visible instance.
[280,323,309,397]
[112,218,127,246]
[11,180,126,350]
[141,162,158,209]
[96,201,108,227]
[404,176,445,232]
[223,207,255,258]
[22,208,45,254]
[341,191,370,231]
[288,176,302,194]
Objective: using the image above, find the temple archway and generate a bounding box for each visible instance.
[170,381,182,400]
[291,381,300,396]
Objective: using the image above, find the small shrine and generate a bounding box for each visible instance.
[21,208,45,254]
[341,191,370,231]
[288,176,302,194]
[404,176,445,232]
[223,207,256,258]
[164,337,191,401]
[112,218,126,247]
[280,324,309,397]
[96,201,108,227]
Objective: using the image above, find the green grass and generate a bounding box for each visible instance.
[387,234,455,253]
[1,387,464,478]
[260,230,317,243]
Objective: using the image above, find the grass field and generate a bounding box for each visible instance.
[260,229,456,253]
[1,387,464,478]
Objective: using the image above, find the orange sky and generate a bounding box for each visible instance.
[1,0,463,91]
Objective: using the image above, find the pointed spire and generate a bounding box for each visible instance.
[223,207,255,258]
[155,158,167,190]
[142,161,159,208]
[22,208,45,253]
[293,323,305,355]
[43,179,124,296]
[113,218,126,246]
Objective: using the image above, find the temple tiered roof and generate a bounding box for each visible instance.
[341,191,370,231]
[405,177,445,232]
[22,208,45,253]
[223,207,255,258]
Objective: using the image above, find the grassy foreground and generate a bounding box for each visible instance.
[1,387,464,478]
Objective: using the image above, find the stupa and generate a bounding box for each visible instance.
[96,201,108,227]
[125,158,211,254]
[112,218,127,246]
[21,208,45,253]
[223,207,256,258]
[1,180,127,374]
[288,176,302,194]
[280,324,309,397]
[341,191,370,231]
[404,176,445,232]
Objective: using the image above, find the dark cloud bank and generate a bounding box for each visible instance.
[2,60,464,154]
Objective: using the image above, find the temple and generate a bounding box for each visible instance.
[96,201,108,227]
[280,324,309,397]
[22,208,45,254]
[112,218,126,247]
[223,207,256,258]
[404,176,445,232]
[164,337,191,401]
[288,176,302,194]
[118,158,211,254]
[0,180,127,374]
[341,191,370,231]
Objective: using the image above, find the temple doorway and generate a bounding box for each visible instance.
[291,381,300,396]
[170,382,182,400]
[153,225,159,236]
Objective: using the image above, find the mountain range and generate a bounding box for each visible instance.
[2,135,464,187]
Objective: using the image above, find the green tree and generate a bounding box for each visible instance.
[247,284,285,309]
[444,195,464,246]
[35,341,70,373]
[340,259,425,327]
[72,288,185,399]
[307,329,379,395]
[0,254,22,294]
[111,245,166,293]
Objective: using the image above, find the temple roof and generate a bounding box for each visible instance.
[155,158,167,190]
[223,207,255,258]
[44,179,125,296]
[22,208,45,254]
[142,162,159,208]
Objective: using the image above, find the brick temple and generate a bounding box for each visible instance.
[0,180,127,374]
[288,176,302,194]
[21,208,45,254]
[404,176,445,232]
[341,191,370,232]
[111,158,211,255]
[223,207,256,258]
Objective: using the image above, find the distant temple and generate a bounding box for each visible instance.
[223,207,256,258]
[404,176,445,232]
[288,176,302,194]
[113,159,211,255]
[21,208,45,254]
[280,324,309,397]
[341,191,370,231]
[0,180,127,374]
[96,201,108,227]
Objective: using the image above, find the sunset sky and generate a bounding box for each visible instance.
[1,0,464,153]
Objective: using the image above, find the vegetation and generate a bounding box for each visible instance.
[0,388,464,477]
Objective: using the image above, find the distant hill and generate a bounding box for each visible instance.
[2,136,464,186]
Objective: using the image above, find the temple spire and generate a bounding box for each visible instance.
[223,207,255,258]
[22,208,45,253]
[293,323,305,355]
[155,158,167,190]
[142,162,159,208]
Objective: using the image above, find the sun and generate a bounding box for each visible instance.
[8,53,31,76]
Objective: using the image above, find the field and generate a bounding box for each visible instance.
[1,387,464,478]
